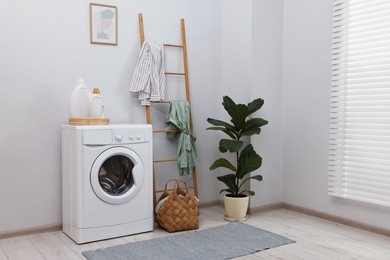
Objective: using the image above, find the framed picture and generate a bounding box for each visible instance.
[90,3,118,45]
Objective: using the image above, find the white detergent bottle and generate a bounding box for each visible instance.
[89,88,105,118]
[70,78,92,118]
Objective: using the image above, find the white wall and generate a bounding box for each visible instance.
[250,0,284,208]
[282,0,390,230]
[218,0,284,208]
[220,0,252,102]
[0,0,221,232]
[217,0,252,198]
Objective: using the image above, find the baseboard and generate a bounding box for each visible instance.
[199,200,222,208]
[248,202,284,214]
[282,202,390,237]
[0,223,62,240]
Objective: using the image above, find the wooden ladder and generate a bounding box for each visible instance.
[138,13,198,208]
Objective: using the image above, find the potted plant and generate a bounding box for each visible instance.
[206,96,268,221]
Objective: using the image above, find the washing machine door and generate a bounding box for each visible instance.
[90,147,144,204]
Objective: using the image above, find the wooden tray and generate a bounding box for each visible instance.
[69,118,109,126]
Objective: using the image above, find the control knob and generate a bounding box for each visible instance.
[114,134,123,142]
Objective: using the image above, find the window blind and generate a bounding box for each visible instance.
[329,0,390,207]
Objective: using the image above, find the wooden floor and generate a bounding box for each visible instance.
[0,205,389,259]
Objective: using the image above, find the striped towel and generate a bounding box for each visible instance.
[129,41,166,106]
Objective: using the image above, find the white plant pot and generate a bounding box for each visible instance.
[223,195,249,222]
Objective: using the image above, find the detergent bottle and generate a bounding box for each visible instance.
[70,78,92,118]
[89,88,105,118]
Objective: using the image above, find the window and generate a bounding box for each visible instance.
[329,0,390,207]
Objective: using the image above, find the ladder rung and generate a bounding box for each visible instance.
[154,158,176,163]
[165,72,185,76]
[153,129,179,133]
[164,44,183,48]
[151,100,170,104]
[156,186,195,193]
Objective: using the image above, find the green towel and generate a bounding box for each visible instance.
[165,101,197,176]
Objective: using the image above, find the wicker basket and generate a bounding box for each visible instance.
[156,179,199,232]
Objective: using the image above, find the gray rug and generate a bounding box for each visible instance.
[82,222,295,260]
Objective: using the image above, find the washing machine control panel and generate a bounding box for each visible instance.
[112,129,148,144]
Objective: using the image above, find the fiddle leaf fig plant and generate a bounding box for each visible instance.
[207,96,268,197]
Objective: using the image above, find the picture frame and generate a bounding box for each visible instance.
[90,3,118,45]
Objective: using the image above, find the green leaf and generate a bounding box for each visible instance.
[219,146,228,153]
[219,139,244,153]
[251,175,263,181]
[217,174,238,194]
[221,96,236,110]
[237,144,262,179]
[239,190,255,196]
[238,175,263,190]
[206,126,237,139]
[240,127,261,137]
[240,118,268,136]
[247,98,264,115]
[219,188,234,194]
[222,96,249,129]
[242,118,268,132]
[207,118,237,133]
[209,158,237,172]
[230,104,249,129]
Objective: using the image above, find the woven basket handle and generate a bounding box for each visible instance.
[164,179,180,192]
[176,179,189,193]
[163,179,190,195]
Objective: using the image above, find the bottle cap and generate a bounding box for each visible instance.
[93,88,100,94]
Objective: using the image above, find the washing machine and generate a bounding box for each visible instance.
[61,124,153,244]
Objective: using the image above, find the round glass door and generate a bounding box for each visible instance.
[91,147,144,204]
[98,155,134,196]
